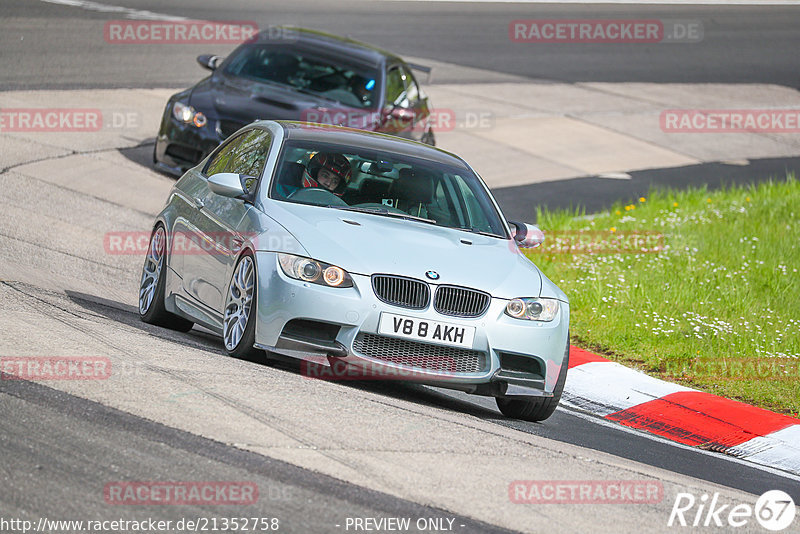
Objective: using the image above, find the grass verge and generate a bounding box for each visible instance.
[527,175,800,416]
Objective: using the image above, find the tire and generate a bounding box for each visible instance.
[496,335,570,422]
[139,224,194,332]
[222,251,264,361]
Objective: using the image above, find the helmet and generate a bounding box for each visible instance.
[303,152,352,195]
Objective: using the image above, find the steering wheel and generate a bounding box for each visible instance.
[287,187,348,207]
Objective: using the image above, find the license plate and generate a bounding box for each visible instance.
[378,313,476,349]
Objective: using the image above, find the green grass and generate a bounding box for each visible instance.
[527,175,800,416]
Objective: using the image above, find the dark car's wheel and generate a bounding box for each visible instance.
[496,335,570,422]
[139,224,194,332]
[223,252,263,360]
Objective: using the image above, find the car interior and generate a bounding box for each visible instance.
[225,46,378,109]
[269,146,505,237]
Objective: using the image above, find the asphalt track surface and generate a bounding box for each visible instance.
[2,1,800,532]
[4,0,800,90]
[1,374,513,534]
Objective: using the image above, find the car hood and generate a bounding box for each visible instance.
[265,202,543,300]
[189,74,380,129]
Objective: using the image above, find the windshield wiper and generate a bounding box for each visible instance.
[328,206,436,224]
[292,86,343,106]
[456,226,504,238]
[327,205,386,214]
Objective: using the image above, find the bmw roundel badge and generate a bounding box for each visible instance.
[425,271,440,280]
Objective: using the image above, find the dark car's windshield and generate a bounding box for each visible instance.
[270,140,508,238]
[223,45,379,109]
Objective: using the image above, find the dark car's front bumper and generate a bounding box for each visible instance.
[154,108,246,175]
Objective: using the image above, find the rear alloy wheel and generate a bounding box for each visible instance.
[139,225,194,332]
[223,252,263,360]
[496,335,570,422]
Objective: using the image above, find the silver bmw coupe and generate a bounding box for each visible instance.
[139,120,570,421]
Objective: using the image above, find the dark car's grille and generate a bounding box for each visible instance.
[165,144,202,164]
[217,120,246,139]
[434,285,491,318]
[372,275,430,310]
[353,333,487,374]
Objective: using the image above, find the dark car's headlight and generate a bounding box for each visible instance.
[278,254,353,288]
[172,101,207,128]
[505,298,559,321]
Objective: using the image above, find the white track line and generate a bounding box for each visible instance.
[40,0,186,21]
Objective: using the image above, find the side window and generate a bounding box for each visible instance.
[450,174,501,234]
[205,132,247,177]
[205,129,272,193]
[385,67,406,107]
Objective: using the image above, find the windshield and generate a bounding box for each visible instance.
[269,141,509,238]
[223,45,379,109]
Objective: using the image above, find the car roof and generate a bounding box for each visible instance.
[249,27,402,69]
[271,121,471,169]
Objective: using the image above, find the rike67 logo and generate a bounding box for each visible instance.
[668,490,796,531]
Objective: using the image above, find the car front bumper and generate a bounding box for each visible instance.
[154,110,245,174]
[253,252,570,397]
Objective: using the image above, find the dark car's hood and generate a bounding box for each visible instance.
[188,74,379,130]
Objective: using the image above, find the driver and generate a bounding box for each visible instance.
[302,152,351,196]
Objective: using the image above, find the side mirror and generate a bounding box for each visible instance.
[208,173,247,198]
[510,221,545,249]
[197,54,222,71]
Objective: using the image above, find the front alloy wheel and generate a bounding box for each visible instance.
[223,253,262,360]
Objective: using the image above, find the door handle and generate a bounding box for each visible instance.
[193,197,205,209]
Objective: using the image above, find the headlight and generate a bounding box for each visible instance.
[172,101,207,127]
[278,254,353,288]
[505,298,560,321]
